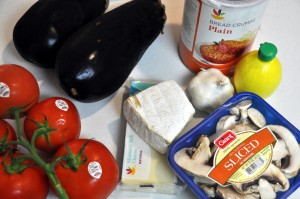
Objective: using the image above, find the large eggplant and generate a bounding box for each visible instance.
[13,0,109,68]
[55,0,166,102]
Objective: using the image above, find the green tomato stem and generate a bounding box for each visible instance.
[45,165,70,199]
[12,111,69,199]
[14,111,28,143]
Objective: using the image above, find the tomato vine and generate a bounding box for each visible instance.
[0,110,90,199]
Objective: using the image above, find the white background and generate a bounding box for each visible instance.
[0,0,299,198]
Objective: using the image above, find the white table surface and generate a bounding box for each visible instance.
[1,0,300,198]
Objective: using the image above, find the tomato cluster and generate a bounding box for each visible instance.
[0,64,119,199]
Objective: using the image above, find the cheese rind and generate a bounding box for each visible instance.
[123,80,195,154]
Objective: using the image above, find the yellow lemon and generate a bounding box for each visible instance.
[234,42,282,98]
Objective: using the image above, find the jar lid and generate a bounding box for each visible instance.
[258,42,278,62]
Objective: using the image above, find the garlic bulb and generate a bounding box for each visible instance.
[188,68,234,113]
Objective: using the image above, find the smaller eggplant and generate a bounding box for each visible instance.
[13,0,109,68]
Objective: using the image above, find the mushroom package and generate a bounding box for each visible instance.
[173,99,300,199]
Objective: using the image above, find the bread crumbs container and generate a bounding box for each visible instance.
[179,0,269,76]
[168,92,300,199]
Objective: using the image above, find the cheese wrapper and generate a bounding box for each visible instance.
[115,80,188,195]
[116,124,185,195]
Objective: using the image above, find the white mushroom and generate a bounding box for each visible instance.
[229,106,240,116]
[228,101,267,130]
[188,68,234,113]
[272,139,289,167]
[231,123,259,134]
[239,109,251,124]
[235,100,253,110]
[233,163,290,194]
[210,115,238,141]
[247,108,266,128]
[233,182,258,195]
[268,125,300,178]
[199,184,216,198]
[174,135,212,178]
[216,186,259,199]
[257,178,276,199]
[216,115,239,132]
[260,163,290,192]
[229,100,252,117]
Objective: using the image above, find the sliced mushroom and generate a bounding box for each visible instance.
[216,115,239,132]
[174,135,212,178]
[233,100,265,127]
[247,108,266,128]
[235,100,253,110]
[233,163,290,194]
[258,163,290,192]
[234,100,252,121]
[199,184,216,198]
[268,125,300,178]
[216,185,259,199]
[229,106,240,116]
[257,178,276,199]
[239,109,251,125]
[231,123,259,134]
[272,139,289,167]
[211,115,238,141]
[233,182,258,195]
[229,100,252,117]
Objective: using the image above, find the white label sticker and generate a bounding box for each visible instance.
[55,100,69,111]
[0,82,10,98]
[121,124,151,180]
[88,161,102,179]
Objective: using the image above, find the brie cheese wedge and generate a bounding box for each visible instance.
[123,80,195,154]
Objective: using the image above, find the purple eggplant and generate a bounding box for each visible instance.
[13,0,109,68]
[55,0,166,102]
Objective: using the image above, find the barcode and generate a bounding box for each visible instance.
[245,156,265,176]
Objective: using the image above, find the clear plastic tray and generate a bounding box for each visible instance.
[168,92,300,199]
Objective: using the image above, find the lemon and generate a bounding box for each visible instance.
[234,42,282,98]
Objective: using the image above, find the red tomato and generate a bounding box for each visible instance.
[0,152,49,199]
[0,119,17,155]
[52,139,119,199]
[24,97,81,153]
[0,64,40,118]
